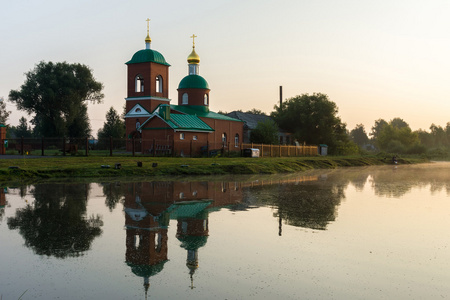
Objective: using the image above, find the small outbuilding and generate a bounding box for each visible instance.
[318,144,328,156]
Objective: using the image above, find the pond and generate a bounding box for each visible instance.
[1,162,450,299]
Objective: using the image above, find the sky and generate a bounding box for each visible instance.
[1,0,450,136]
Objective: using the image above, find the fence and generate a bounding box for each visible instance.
[0,137,318,157]
[241,143,318,157]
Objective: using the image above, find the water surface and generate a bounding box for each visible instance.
[1,162,450,299]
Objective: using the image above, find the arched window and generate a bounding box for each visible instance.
[156,75,163,93]
[234,134,239,147]
[182,93,188,105]
[204,94,208,105]
[222,133,227,144]
[135,75,144,92]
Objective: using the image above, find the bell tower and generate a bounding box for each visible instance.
[125,19,171,139]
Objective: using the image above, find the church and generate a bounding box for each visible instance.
[124,22,243,156]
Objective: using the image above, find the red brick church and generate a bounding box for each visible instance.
[124,23,243,156]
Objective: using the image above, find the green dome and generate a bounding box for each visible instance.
[178,75,209,90]
[178,235,208,250]
[126,49,170,66]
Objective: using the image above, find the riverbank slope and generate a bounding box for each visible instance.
[0,155,427,183]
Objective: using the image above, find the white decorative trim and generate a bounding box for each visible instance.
[125,104,151,118]
[125,96,171,101]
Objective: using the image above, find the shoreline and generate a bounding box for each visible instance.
[0,155,428,184]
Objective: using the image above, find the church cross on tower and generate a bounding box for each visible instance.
[190,34,197,48]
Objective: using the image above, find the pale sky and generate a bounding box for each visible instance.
[1,0,450,136]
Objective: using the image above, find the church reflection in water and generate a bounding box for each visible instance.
[121,175,338,297]
[123,181,244,297]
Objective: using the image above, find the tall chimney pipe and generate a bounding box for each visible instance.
[279,86,283,110]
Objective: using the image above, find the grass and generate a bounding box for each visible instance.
[0,154,428,184]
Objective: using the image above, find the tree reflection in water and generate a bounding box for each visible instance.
[7,183,103,258]
[250,178,347,230]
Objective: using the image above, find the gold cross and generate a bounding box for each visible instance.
[190,34,197,47]
[146,18,150,33]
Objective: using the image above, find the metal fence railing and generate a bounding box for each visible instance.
[0,137,318,157]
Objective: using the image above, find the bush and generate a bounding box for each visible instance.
[427,147,450,158]
[406,143,426,154]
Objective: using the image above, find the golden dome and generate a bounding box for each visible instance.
[145,33,151,44]
[187,47,200,64]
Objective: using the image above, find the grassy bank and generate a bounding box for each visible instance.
[0,155,428,183]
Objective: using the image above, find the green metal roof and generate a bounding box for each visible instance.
[167,200,213,219]
[125,49,170,66]
[170,105,244,122]
[178,75,209,89]
[168,114,214,131]
[138,111,214,132]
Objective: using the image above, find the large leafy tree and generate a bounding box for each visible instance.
[9,61,103,137]
[376,121,420,153]
[250,119,279,145]
[272,93,349,153]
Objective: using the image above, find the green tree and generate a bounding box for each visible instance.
[370,119,388,141]
[97,107,125,147]
[429,124,448,147]
[272,93,349,153]
[11,117,33,138]
[9,61,103,138]
[0,97,11,125]
[250,119,279,145]
[377,124,419,153]
[350,124,369,147]
[390,117,409,129]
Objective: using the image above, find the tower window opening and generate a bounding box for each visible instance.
[204,94,208,105]
[182,93,188,105]
[156,75,163,93]
[155,233,162,253]
[134,234,141,249]
[135,75,144,92]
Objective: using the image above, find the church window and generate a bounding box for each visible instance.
[234,134,239,147]
[180,133,185,140]
[222,133,227,144]
[135,75,144,92]
[193,135,198,141]
[136,119,140,129]
[135,108,141,113]
[182,93,188,104]
[156,75,163,93]
[204,94,208,105]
